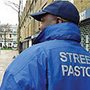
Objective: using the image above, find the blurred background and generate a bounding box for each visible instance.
[0,0,90,84]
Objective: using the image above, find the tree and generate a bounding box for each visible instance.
[4,0,23,53]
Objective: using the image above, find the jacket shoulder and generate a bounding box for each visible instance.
[6,44,47,76]
[1,44,47,89]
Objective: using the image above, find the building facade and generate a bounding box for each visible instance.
[18,0,53,52]
[0,25,17,48]
[75,0,90,51]
[18,0,90,52]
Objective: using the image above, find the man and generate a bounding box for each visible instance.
[1,1,90,90]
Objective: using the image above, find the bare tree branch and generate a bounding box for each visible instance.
[7,1,19,8]
[4,2,18,12]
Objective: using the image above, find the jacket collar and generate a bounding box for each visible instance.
[33,22,81,44]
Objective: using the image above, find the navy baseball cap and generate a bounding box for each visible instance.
[30,1,80,24]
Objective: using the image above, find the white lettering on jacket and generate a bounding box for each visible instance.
[60,52,90,77]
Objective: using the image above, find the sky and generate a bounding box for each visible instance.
[0,0,26,25]
[0,0,74,25]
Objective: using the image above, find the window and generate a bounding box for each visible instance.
[80,0,83,2]
[8,43,11,47]
[10,34,12,38]
[85,35,89,51]
[0,43,2,47]
[0,35,2,38]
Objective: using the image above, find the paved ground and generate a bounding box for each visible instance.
[0,50,18,84]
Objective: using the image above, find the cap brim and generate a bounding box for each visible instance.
[30,10,47,21]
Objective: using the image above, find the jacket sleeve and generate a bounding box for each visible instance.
[0,47,47,90]
[0,71,21,90]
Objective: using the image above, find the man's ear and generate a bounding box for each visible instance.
[56,19,62,23]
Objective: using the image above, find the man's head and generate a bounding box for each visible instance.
[38,14,68,31]
[31,1,80,31]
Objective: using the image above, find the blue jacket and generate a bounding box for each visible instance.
[1,22,90,90]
